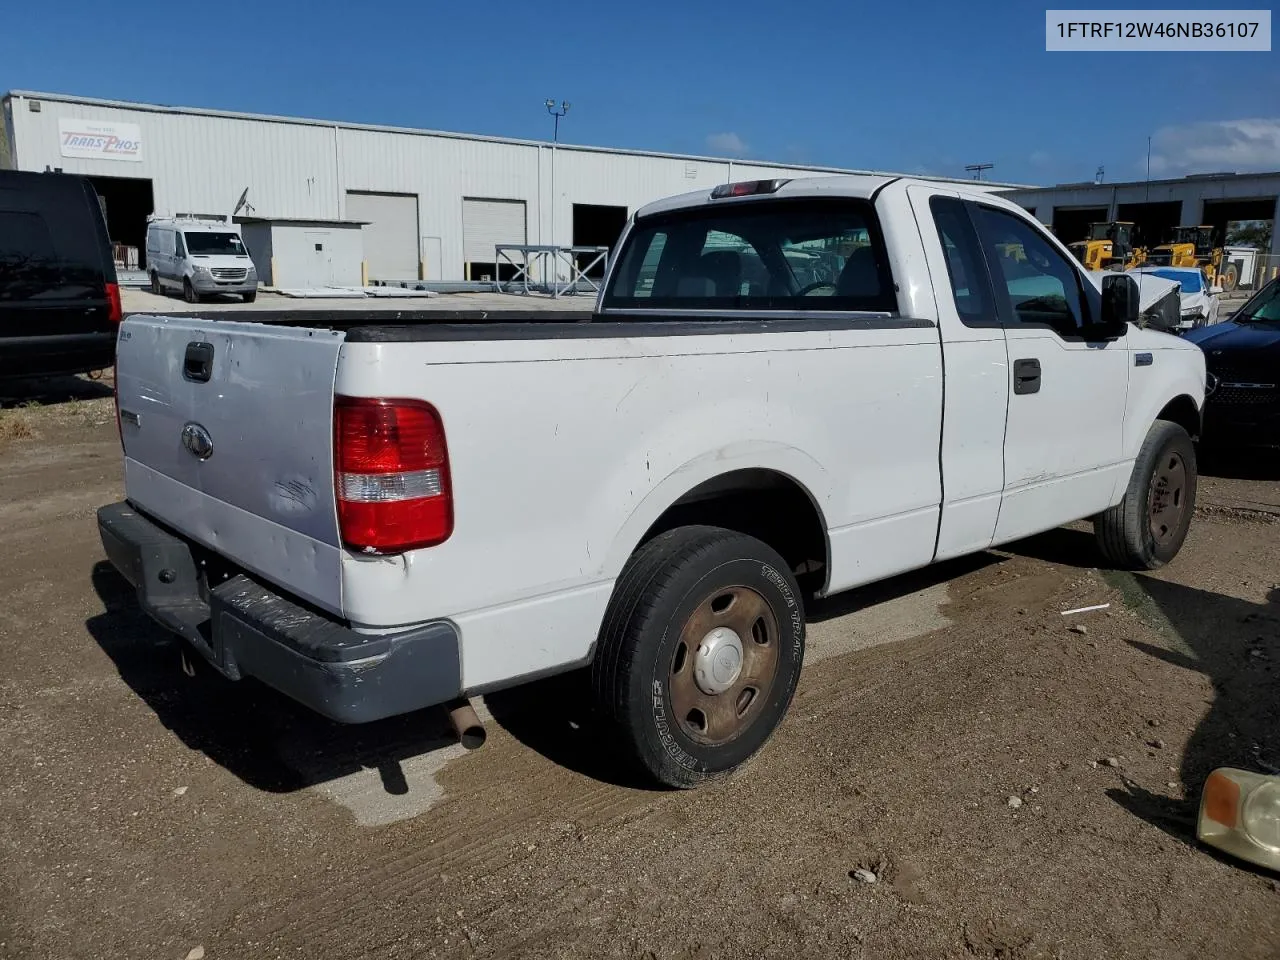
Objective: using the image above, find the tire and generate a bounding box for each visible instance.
[592,525,805,788]
[183,278,199,304]
[150,272,161,295]
[1094,420,1197,570]
[242,290,257,303]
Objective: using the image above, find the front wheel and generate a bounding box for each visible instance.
[183,278,199,304]
[592,526,805,788]
[1094,420,1197,569]
[242,290,257,303]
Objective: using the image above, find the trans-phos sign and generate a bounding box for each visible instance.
[58,119,143,162]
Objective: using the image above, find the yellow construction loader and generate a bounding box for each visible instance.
[1067,222,1143,271]
[1146,226,1236,289]
[1146,225,1211,268]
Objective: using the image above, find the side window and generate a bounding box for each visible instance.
[174,232,186,258]
[0,211,60,300]
[971,205,1088,336]
[929,196,993,326]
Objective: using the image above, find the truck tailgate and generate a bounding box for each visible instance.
[116,315,346,613]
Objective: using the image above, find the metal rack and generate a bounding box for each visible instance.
[494,244,609,299]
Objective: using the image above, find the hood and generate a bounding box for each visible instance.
[1184,318,1280,355]
[1127,324,1200,351]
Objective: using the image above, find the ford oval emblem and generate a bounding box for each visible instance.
[181,422,214,461]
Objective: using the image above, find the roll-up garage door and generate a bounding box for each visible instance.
[463,199,527,268]
[345,191,419,282]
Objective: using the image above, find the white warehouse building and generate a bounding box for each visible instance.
[2,90,1016,285]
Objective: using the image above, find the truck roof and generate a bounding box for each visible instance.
[634,175,1010,220]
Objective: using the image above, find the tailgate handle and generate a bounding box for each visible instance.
[183,342,214,384]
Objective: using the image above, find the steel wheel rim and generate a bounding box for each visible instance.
[1149,450,1188,545]
[668,585,780,746]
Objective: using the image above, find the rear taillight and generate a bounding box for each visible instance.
[334,396,453,553]
[105,282,122,324]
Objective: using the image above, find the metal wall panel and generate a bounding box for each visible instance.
[345,191,419,281]
[462,198,526,263]
[6,93,1044,281]
[8,94,338,221]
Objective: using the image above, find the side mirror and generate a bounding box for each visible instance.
[1210,284,1224,296]
[1097,273,1138,336]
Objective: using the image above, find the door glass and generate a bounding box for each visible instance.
[174,232,186,258]
[972,206,1087,336]
[929,197,992,326]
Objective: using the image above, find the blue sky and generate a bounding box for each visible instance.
[3,0,1277,185]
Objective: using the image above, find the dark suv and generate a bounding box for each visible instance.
[0,170,121,379]
[1184,277,1280,448]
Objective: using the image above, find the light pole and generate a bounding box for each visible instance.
[545,99,569,143]
[545,100,569,268]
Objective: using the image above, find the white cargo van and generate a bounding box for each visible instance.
[145,217,258,303]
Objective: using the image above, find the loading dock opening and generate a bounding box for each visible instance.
[1116,201,1182,250]
[1051,206,1108,245]
[345,191,420,282]
[572,204,628,278]
[86,175,154,268]
[462,198,527,282]
[1202,198,1276,248]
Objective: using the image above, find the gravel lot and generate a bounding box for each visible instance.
[0,382,1277,960]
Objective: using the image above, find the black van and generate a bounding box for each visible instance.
[0,170,121,379]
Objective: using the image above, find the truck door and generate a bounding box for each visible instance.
[967,202,1129,543]
[907,186,1010,560]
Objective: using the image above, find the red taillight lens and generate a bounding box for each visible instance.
[334,396,453,552]
[105,282,122,324]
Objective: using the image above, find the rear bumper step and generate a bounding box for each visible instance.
[97,501,462,723]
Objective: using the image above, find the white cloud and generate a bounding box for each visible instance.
[706,132,749,157]
[1028,150,1052,166]
[1147,118,1280,176]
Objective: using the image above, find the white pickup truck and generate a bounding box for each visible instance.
[99,175,1206,787]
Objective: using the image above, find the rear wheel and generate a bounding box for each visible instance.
[150,271,161,295]
[592,526,805,788]
[1095,420,1197,569]
[183,278,199,304]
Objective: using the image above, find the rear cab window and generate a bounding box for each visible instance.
[603,198,896,314]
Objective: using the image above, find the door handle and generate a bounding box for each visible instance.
[1013,358,1041,395]
[183,341,214,383]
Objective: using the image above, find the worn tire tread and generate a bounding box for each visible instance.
[1094,420,1195,570]
[591,525,801,788]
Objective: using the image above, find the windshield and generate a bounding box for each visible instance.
[184,231,247,256]
[1149,268,1201,293]
[1235,279,1280,324]
[603,198,895,313]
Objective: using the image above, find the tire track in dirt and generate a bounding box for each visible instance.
[243,555,1045,954]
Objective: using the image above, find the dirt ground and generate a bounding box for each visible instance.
[1,380,1278,960]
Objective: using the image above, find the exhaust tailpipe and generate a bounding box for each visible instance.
[447,698,486,750]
